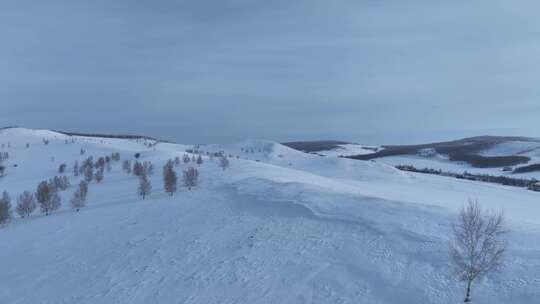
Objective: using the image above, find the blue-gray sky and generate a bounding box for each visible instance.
[2,0,539,144]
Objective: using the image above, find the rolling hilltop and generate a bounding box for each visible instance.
[1,128,540,303]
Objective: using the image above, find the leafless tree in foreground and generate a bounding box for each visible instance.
[450,199,507,302]
[16,191,36,218]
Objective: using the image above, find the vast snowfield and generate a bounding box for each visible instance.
[1,128,540,304]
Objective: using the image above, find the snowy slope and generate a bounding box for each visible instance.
[1,128,540,303]
[302,137,540,179]
[480,141,540,157]
[340,140,540,179]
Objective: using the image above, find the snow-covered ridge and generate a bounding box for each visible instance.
[1,128,540,303]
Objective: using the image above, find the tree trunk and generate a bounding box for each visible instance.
[464,280,472,302]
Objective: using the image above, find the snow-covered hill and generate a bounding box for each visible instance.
[1,128,540,303]
[309,137,540,179]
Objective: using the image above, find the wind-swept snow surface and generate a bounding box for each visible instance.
[1,129,540,303]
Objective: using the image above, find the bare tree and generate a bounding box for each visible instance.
[143,161,154,175]
[122,160,132,174]
[0,151,8,162]
[79,181,88,201]
[36,181,51,213]
[183,154,190,163]
[183,167,199,190]
[50,176,70,191]
[111,152,120,161]
[16,191,36,218]
[163,161,177,196]
[71,181,88,211]
[95,157,105,171]
[50,192,61,213]
[83,164,94,182]
[138,173,152,199]
[36,181,61,215]
[82,156,93,170]
[133,161,144,176]
[0,191,12,224]
[73,161,79,177]
[219,155,230,170]
[62,176,70,189]
[0,153,6,177]
[450,200,507,302]
[71,190,84,211]
[95,167,104,183]
[80,156,94,182]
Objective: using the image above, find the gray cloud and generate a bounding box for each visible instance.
[1,0,539,143]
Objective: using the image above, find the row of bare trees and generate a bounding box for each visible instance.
[143,158,200,198]
[0,175,77,222]
[136,152,228,199]
[1,151,230,218]
[0,151,125,222]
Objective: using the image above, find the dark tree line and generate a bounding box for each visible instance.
[396,165,540,192]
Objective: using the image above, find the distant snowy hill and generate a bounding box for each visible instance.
[291,136,540,179]
[1,128,540,303]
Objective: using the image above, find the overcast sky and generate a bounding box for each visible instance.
[2,0,539,144]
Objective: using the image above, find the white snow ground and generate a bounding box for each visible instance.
[1,128,540,304]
